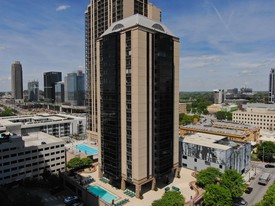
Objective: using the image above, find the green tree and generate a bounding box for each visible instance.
[203,184,232,206]
[152,190,185,206]
[258,141,275,162]
[254,183,275,206]
[67,157,83,170]
[81,157,93,167]
[196,167,222,188]
[0,106,14,117]
[220,170,246,199]
[215,111,232,120]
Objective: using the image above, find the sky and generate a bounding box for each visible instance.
[0,0,275,92]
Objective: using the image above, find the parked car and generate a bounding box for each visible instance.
[233,197,248,206]
[64,196,79,205]
[244,187,253,194]
[265,163,275,168]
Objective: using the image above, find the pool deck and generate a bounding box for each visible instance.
[79,167,197,206]
[65,140,99,161]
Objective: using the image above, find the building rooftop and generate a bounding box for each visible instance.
[182,124,247,136]
[0,113,84,128]
[23,132,64,147]
[181,133,238,150]
[213,121,258,130]
[101,14,175,37]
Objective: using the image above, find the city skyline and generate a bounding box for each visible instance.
[1,0,275,92]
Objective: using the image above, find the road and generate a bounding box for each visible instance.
[243,163,275,205]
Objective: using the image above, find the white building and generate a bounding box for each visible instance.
[0,113,86,139]
[0,131,65,185]
[213,89,225,104]
[180,133,251,174]
[233,103,275,131]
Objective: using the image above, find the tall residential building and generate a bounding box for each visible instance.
[269,68,275,103]
[28,80,39,102]
[44,72,62,103]
[55,81,64,104]
[85,0,161,140]
[11,61,23,99]
[64,71,85,106]
[97,14,179,197]
[213,89,224,104]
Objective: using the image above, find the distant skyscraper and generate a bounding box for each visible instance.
[269,69,275,103]
[55,81,64,104]
[213,89,225,104]
[28,80,39,102]
[11,61,23,99]
[64,71,85,106]
[85,0,161,140]
[44,72,62,103]
[97,14,179,197]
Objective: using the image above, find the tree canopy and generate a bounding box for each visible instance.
[258,141,275,162]
[67,157,93,170]
[254,183,275,206]
[67,157,84,170]
[179,113,200,125]
[220,170,246,199]
[196,167,222,188]
[197,167,246,206]
[215,111,232,120]
[151,191,185,206]
[203,184,232,206]
[0,106,14,117]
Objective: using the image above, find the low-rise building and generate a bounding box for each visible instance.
[181,122,259,142]
[0,131,65,185]
[233,103,275,131]
[180,133,251,173]
[0,113,86,139]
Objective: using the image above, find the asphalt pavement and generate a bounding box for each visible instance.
[243,162,275,206]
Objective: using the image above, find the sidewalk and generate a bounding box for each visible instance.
[242,167,262,184]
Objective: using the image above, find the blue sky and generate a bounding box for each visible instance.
[1,0,275,92]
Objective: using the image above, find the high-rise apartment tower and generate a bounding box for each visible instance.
[269,69,275,103]
[97,14,179,197]
[85,0,161,140]
[11,61,23,99]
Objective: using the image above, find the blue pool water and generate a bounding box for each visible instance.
[74,144,98,155]
[88,185,118,203]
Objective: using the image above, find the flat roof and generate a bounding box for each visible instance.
[23,132,64,147]
[213,121,258,130]
[182,133,231,150]
[183,124,247,136]
[0,113,84,127]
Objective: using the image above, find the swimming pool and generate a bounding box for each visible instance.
[74,144,98,155]
[88,185,118,203]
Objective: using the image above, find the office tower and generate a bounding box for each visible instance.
[269,69,275,103]
[27,80,39,101]
[64,71,85,106]
[11,61,23,99]
[44,72,62,103]
[55,81,64,104]
[213,89,224,104]
[85,0,161,140]
[97,14,179,197]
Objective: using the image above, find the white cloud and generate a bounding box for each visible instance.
[56,5,71,12]
[239,70,254,75]
[181,55,222,69]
